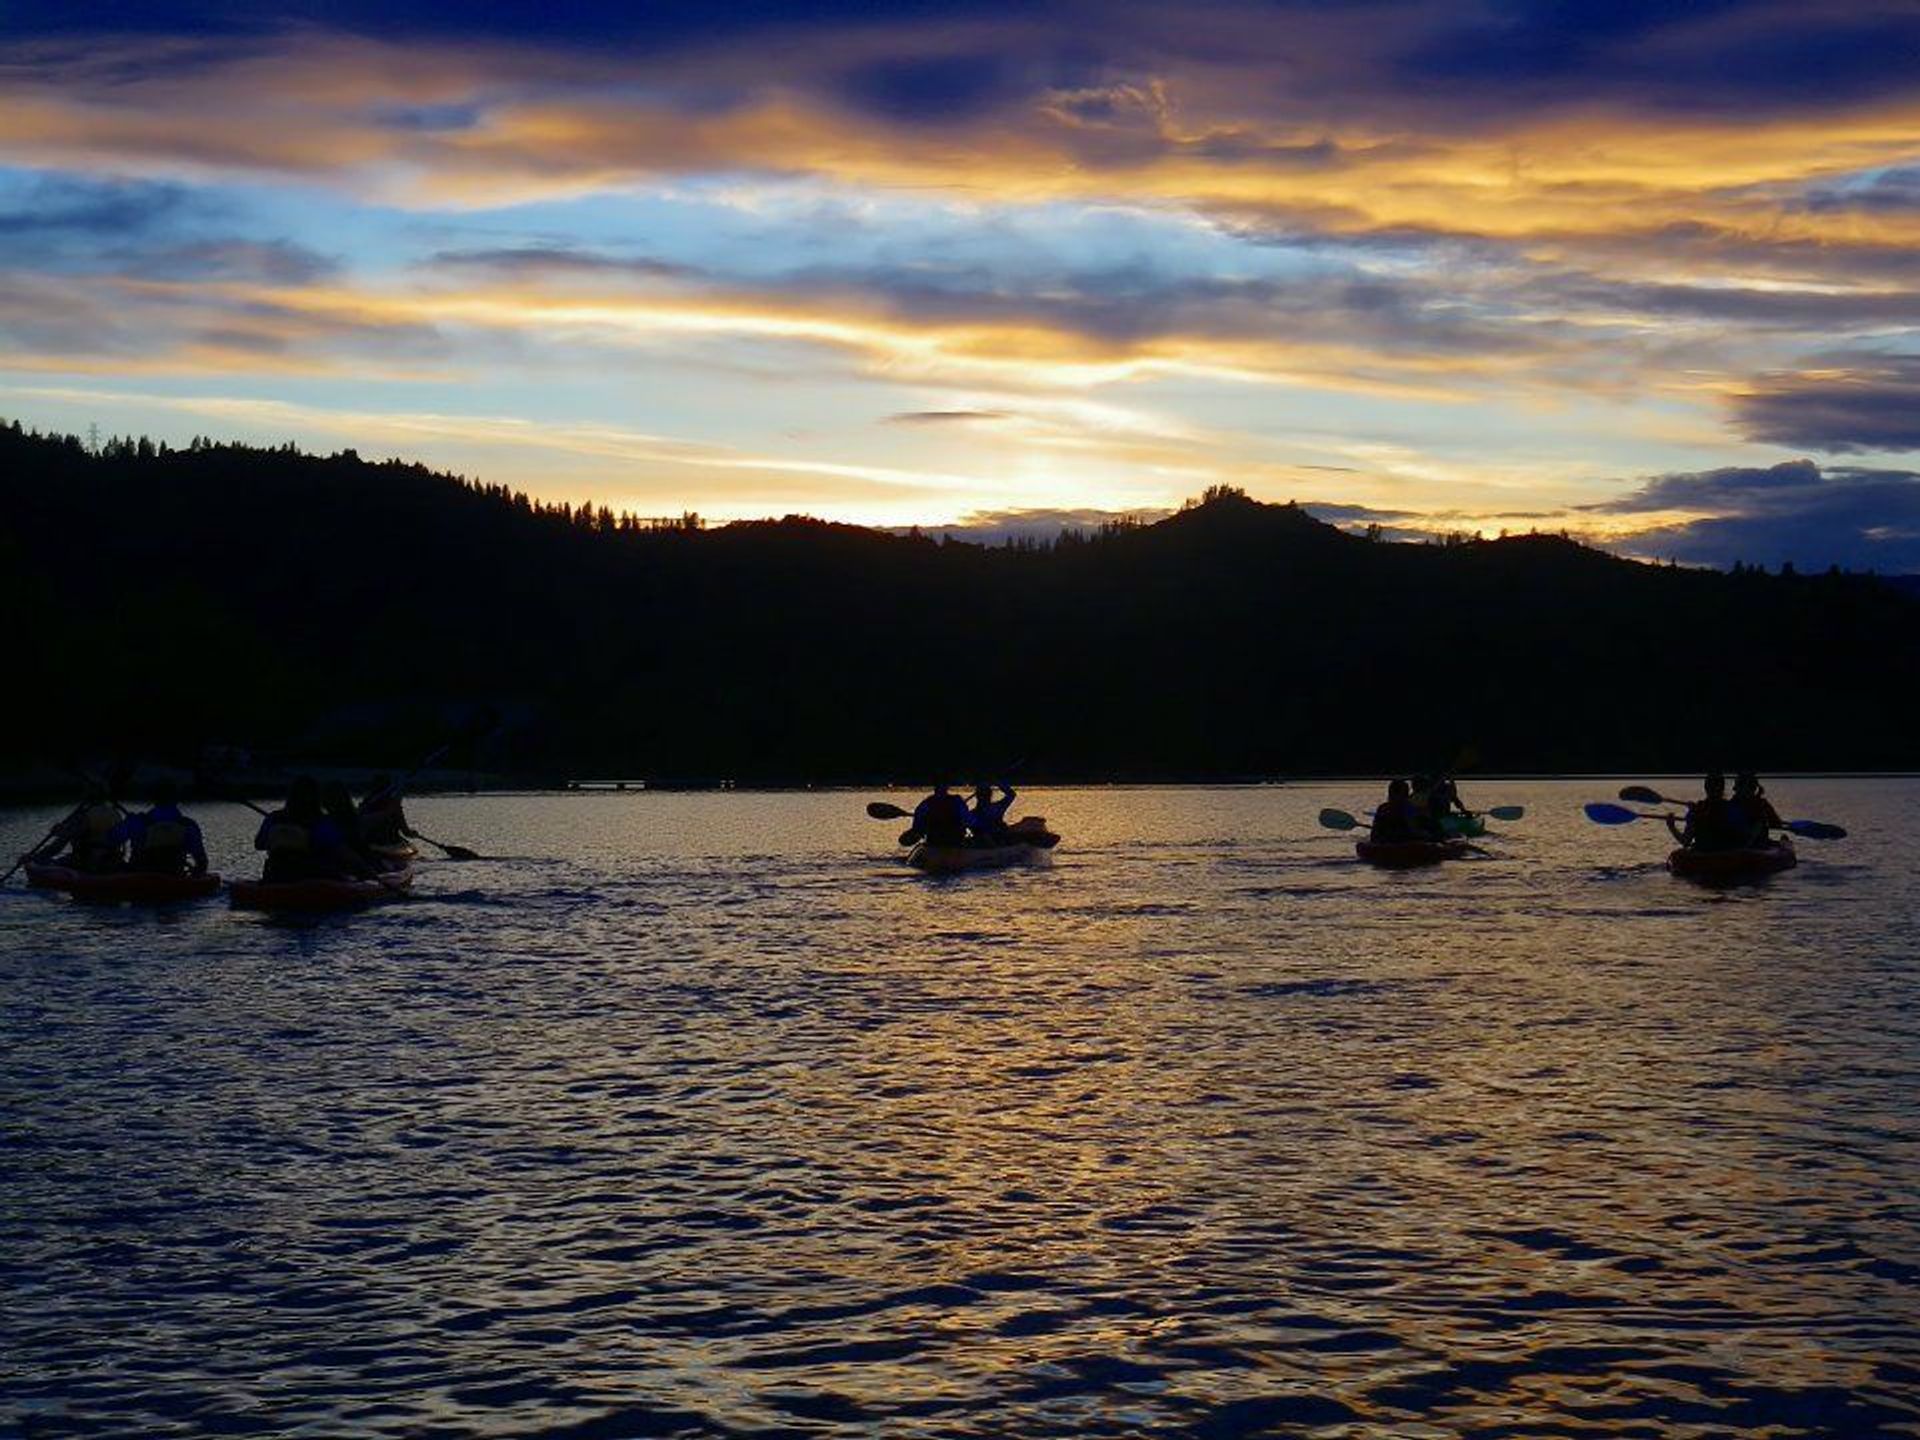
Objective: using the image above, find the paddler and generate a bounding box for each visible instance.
[32,782,126,873]
[1667,771,1737,852]
[358,774,419,849]
[1731,771,1784,847]
[968,781,1016,842]
[254,776,360,880]
[1425,774,1473,829]
[1369,778,1432,843]
[110,781,209,876]
[907,781,971,847]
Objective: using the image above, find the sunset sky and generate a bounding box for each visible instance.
[4,1,1920,568]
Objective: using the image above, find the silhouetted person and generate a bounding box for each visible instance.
[909,781,971,846]
[112,781,208,876]
[34,782,126,872]
[1732,771,1784,846]
[1370,778,1432,843]
[358,774,418,848]
[255,777,351,880]
[1424,774,1471,827]
[321,781,379,869]
[1670,771,1738,851]
[969,781,1016,841]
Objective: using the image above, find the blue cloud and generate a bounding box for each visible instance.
[1734,357,1920,454]
[1593,460,1920,572]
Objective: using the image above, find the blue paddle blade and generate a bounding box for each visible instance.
[1487,805,1524,821]
[1785,819,1847,840]
[1584,802,1639,825]
[1317,808,1361,831]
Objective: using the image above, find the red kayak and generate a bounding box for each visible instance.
[1668,839,1796,882]
[25,863,222,904]
[230,867,413,913]
[1355,838,1471,869]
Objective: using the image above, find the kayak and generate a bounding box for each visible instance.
[230,867,413,913]
[1668,839,1796,882]
[907,818,1060,874]
[1438,813,1488,838]
[1355,838,1471,868]
[25,864,222,904]
[369,841,419,865]
[908,838,1056,873]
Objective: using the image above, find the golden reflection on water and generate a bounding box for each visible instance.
[0,780,1915,1435]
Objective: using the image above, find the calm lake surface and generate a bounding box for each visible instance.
[3,780,1917,1438]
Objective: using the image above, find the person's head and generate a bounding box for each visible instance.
[150,780,179,809]
[1734,770,1762,796]
[1388,778,1410,800]
[973,781,992,800]
[932,780,951,795]
[287,776,321,817]
[81,781,106,804]
[1705,771,1726,798]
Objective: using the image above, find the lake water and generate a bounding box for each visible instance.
[3,780,1917,1438]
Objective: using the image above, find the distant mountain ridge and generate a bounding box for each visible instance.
[3,420,1915,780]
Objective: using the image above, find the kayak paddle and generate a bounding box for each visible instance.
[867,801,913,821]
[415,832,481,861]
[1779,819,1848,840]
[1585,802,1672,825]
[2,822,65,886]
[1619,785,1688,807]
[1586,801,1844,839]
[1322,805,1519,830]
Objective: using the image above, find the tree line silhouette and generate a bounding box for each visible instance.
[3,418,1915,783]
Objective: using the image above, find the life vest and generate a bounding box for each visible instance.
[360,800,403,844]
[264,820,312,853]
[136,819,189,858]
[80,803,119,841]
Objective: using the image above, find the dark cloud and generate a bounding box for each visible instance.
[1398,3,1920,113]
[1594,460,1920,572]
[0,175,198,241]
[0,174,331,283]
[116,239,336,284]
[0,0,1010,44]
[430,247,697,280]
[1734,357,1920,454]
[884,410,1008,425]
[1584,459,1823,516]
[1796,167,1920,216]
[837,51,1036,125]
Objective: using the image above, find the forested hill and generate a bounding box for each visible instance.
[3,419,1915,781]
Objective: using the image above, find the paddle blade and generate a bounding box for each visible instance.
[1486,805,1524,821]
[1317,808,1361,831]
[1785,819,1847,840]
[867,801,912,821]
[439,844,481,861]
[1618,785,1664,804]
[1584,802,1640,825]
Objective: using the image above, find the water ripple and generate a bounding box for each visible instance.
[3,780,1917,1436]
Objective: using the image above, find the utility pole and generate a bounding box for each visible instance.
[87,422,100,455]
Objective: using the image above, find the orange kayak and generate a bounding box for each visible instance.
[230,867,413,912]
[1668,839,1796,882]
[1354,838,1470,868]
[25,864,221,903]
